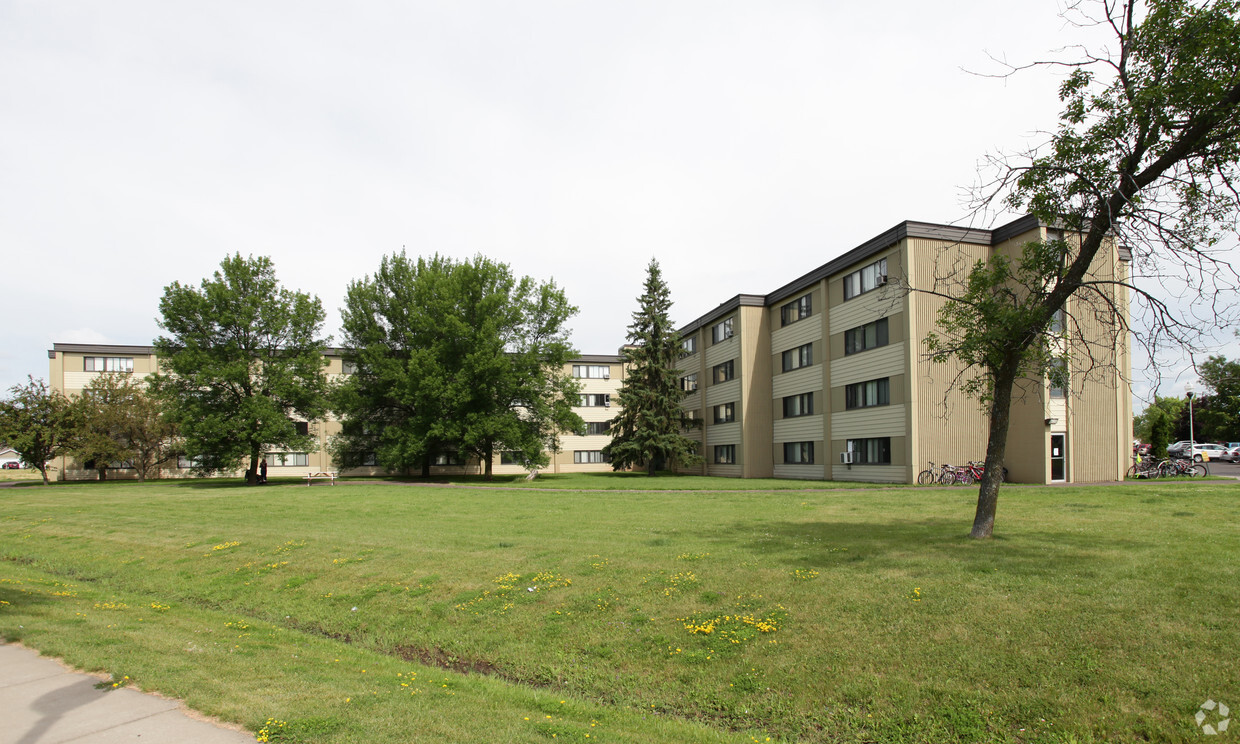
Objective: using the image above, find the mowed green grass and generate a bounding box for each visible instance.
[1,478,1237,743]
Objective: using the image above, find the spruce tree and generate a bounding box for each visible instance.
[603,260,702,475]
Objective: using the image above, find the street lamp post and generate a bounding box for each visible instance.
[1186,381,1196,452]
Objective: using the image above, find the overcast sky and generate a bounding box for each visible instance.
[2,1,1236,404]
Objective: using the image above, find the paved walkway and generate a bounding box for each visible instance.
[0,643,253,744]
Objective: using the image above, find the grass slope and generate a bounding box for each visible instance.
[1,478,1237,743]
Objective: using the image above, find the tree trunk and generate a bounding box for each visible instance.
[484,441,494,481]
[246,447,259,486]
[647,458,655,476]
[421,455,430,479]
[971,361,1019,539]
[38,466,50,486]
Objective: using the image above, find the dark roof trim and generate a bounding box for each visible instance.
[53,343,155,355]
[677,294,765,336]
[52,342,621,364]
[763,217,1031,306]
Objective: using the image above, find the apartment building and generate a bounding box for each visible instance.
[673,215,1131,484]
[44,215,1130,484]
[45,345,624,481]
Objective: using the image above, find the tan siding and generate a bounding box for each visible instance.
[774,414,824,441]
[831,464,904,482]
[907,237,993,478]
[772,366,821,398]
[830,405,906,439]
[771,314,822,351]
[774,463,825,480]
[706,422,742,445]
[830,342,905,384]
[706,379,741,407]
[829,288,902,334]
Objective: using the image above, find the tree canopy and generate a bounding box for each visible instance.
[603,259,701,474]
[71,373,176,482]
[925,0,1240,537]
[0,377,77,485]
[149,254,330,484]
[332,253,581,479]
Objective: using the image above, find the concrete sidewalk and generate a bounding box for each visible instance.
[0,643,254,743]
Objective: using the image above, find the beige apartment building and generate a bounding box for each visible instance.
[672,214,1132,484]
[45,214,1130,484]
[46,346,624,481]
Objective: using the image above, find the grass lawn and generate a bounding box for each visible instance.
[1,477,1237,743]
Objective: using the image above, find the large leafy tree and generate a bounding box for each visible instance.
[603,259,701,475]
[150,254,330,484]
[332,253,581,480]
[0,377,78,485]
[71,373,176,482]
[1197,355,1240,441]
[923,0,1240,538]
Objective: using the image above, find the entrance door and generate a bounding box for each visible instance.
[1050,433,1067,482]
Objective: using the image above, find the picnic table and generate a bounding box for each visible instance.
[303,471,338,486]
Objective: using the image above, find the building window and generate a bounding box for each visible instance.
[1049,360,1067,398]
[177,455,203,469]
[844,318,889,355]
[579,393,611,407]
[845,378,890,409]
[1049,308,1065,334]
[784,441,814,464]
[362,453,377,466]
[500,451,523,465]
[572,364,611,379]
[84,357,134,372]
[712,317,734,344]
[714,444,736,464]
[341,360,359,375]
[713,402,736,424]
[680,337,697,356]
[681,373,698,392]
[780,294,812,326]
[574,450,609,464]
[781,343,812,373]
[713,360,735,384]
[271,452,309,467]
[847,437,891,464]
[434,452,465,466]
[292,421,309,437]
[783,392,813,418]
[581,421,611,435]
[842,257,888,300]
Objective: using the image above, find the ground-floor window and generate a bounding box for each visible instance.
[270,452,309,467]
[846,438,890,465]
[574,450,608,464]
[784,441,814,464]
[434,452,465,466]
[714,444,736,464]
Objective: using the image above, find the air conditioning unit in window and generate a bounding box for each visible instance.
[876,275,888,286]
[840,451,854,464]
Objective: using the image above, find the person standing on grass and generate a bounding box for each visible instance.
[259,458,268,484]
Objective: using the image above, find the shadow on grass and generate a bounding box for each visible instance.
[709,517,1143,577]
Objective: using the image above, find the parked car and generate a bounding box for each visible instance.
[1219,445,1240,463]
[1,461,20,469]
[1167,440,1196,457]
[1187,443,1227,462]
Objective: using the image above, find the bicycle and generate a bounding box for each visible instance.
[1157,457,1207,478]
[1127,454,1162,479]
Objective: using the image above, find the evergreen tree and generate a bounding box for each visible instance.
[603,260,702,475]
